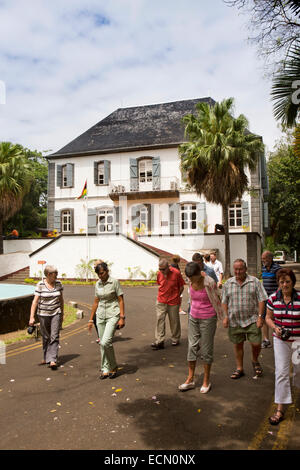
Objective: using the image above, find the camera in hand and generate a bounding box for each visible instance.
[27,325,36,335]
[280,327,291,341]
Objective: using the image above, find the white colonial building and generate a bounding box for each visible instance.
[40,97,269,278]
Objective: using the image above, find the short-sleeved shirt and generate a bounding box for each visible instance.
[157,266,185,306]
[267,289,300,342]
[262,262,281,296]
[35,280,63,317]
[95,276,123,320]
[222,275,268,327]
[207,260,223,282]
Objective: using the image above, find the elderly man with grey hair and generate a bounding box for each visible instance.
[151,258,185,350]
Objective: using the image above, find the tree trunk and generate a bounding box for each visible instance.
[222,204,231,279]
[0,217,3,255]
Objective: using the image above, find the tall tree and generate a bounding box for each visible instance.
[179,98,264,277]
[3,147,48,237]
[0,142,31,253]
[267,134,300,252]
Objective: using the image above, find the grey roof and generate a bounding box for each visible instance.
[49,97,216,158]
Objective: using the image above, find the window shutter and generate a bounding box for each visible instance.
[56,165,62,188]
[169,203,180,235]
[104,160,111,185]
[114,205,122,234]
[94,161,98,185]
[88,208,97,235]
[66,163,74,187]
[242,201,249,226]
[197,202,206,233]
[152,157,161,190]
[145,203,151,232]
[70,208,74,233]
[54,210,61,231]
[131,205,140,230]
[130,158,138,191]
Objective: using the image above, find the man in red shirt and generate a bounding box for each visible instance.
[151,258,185,350]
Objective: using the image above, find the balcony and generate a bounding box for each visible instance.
[109,177,180,200]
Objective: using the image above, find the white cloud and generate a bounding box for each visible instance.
[0,0,283,154]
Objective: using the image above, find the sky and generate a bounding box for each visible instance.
[0,0,284,156]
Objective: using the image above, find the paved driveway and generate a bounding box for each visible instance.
[1,284,300,451]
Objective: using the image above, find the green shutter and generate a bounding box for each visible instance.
[56,165,62,188]
[242,201,249,226]
[54,210,61,231]
[104,160,111,185]
[66,163,74,187]
[152,157,161,190]
[197,202,206,233]
[169,203,180,235]
[130,159,138,191]
[88,208,97,235]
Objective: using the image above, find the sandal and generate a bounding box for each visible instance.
[99,373,109,380]
[230,369,245,379]
[269,409,284,425]
[252,361,263,377]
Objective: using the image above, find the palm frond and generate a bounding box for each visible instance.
[271,45,300,127]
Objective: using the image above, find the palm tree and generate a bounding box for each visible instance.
[0,142,31,253]
[179,98,264,277]
[271,44,300,127]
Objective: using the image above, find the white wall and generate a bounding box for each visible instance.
[138,234,248,272]
[29,235,160,280]
[4,239,50,253]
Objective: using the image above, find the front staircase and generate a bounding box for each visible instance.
[0,266,30,283]
[137,241,188,279]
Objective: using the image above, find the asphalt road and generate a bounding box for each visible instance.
[1,279,300,453]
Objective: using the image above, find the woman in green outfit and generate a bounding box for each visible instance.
[88,262,125,379]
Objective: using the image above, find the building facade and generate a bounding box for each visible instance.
[47,97,269,243]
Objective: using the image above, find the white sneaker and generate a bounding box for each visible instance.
[200,383,211,394]
[178,382,195,391]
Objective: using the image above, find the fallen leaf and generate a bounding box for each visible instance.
[111,393,117,397]
[136,378,140,382]
[10,379,15,382]
[56,402,62,406]
[50,410,57,413]
[88,402,94,405]
[197,409,201,413]
[112,386,116,390]
[152,396,157,400]
[115,388,122,392]
[168,364,174,368]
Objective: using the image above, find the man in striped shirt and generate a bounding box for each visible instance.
[222,259,268,379]
[261,251,281,348]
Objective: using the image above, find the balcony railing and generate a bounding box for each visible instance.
[109,176,180,194]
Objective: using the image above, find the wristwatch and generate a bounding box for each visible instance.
[120,316,126,319]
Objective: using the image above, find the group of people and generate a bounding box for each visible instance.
[29,250,300,427]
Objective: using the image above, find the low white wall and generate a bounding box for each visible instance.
[29,235,160,280]
[4,239,50,254]
[138,234,248,272]
[0,252,31,278]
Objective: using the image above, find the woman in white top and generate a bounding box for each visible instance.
[29,265,64,369]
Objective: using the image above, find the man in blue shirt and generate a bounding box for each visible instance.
[192,253,218,283]
[261,251,281,348]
